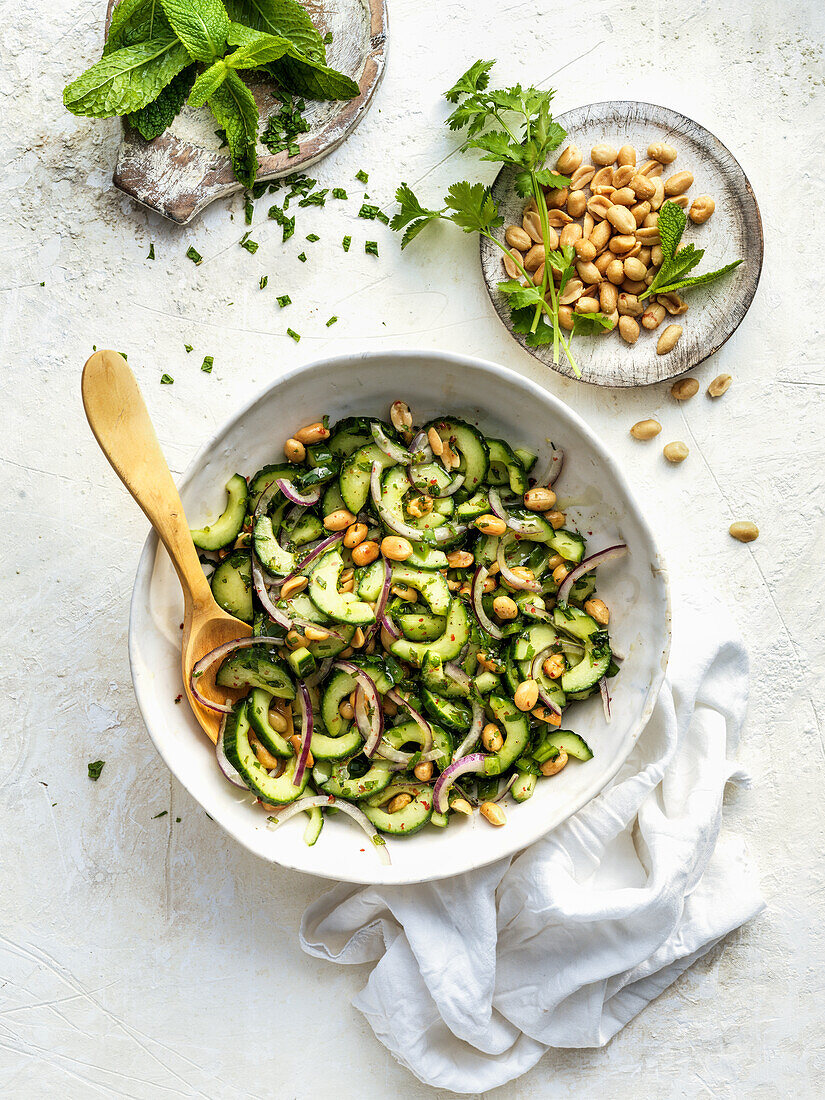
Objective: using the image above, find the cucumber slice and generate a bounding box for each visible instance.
[283,511,324,548]
[210,552,253,622]
[512,623,559,663]
[224,702,308,803]
[363,781,434,836]
[394,609,447,642]
[511,771,537,802]
[382,719,452,769]
[486,439,527,494]
[456,491,490,521]
[288,647,316,678]
[247,689,293,756]
[216,649,295,697]
[547,730,594,761]
[550,528,587,563]
[391,563,451,616]
[423,418,489,497]
[356,558,386,601]
[390,598,470,665]
[328,416,394,458]
[473,670,500,696]
[484,695,531,776]
[303,806,324,846]
[322,482,346,517]
[308,549,376,625]
[322,759,394,801]
[321,669,357,737]
[514,447,537,474]
[420,688,472,732]
[190,473,248,551]
[560,643,610,694]
[405,544,449,570]
[309,726,364,761]
[339,444,397,513]
[279,592,356,658]
[569,574,597,604]
[253,504,295,576]
[421,651,469,698]
[247,463,295,513]
[408,462,453,495]
[552,606,602,640]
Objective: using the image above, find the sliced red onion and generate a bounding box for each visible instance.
[433,753,486,814]
[252,553,293,630]
[365,557,392,643]
[386,689,433,753]
[275,477,322,507]
[497,533,541,592]
[253,479,280,521]
[378,611,400,640]
[272,530,345,592]
[371,421,412,464]
[304,657,333,687]
[557,544,628,605]
[488,488,545,537]
[292,618,350,645]
[266,794,391,865]
[536,686,563,718]
[336,661,383,756]
[533,447,564,488]
[443,662,471,693]
[530,644,557,682]
[452,700,485,761]
[409,430,433,462]
[434,521,467,543]
[600,677,612,723]
[471,565,504,640]
[492,774,517,802]
[374,741,442,764]
[215,713,248,788]
[560,638,585,659]
[370,460,426,541]
[436,472,466,498]
[190,636,286,714]
[522,600,551,620]
[293,682,313,787]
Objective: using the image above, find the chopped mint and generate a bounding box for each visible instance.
[244,196,254,224]
[287,327,301,342]
[186,246,202,265]
[358,203,388,224]
[365,240,379,256]
[298,251,307,262]
[326,315,338,327]
[323,31,333,44]
[306,233,319,242]
[87,760,105,781]
[277,294,292,308]
[240,233,259,254]
[299,189,328,208]
[260,275,268,289]
[355,169,369,184]
[332,188,348,200]
[160,373,174,384]
[201,356,214,373]
[147,243,155,259]
[184,343,193,353]
[153,810,168,819]
[342,235,351,252]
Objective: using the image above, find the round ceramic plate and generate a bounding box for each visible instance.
[129,351,671,885]
[107,0,387,224]
[480,101,763,387]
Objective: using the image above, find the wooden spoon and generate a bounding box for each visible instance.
[82,350,250,743]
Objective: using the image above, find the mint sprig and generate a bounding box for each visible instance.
[640,201,743,299]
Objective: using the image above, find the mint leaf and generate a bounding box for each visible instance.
[444,181,501,234]
[207,70,259,188]
[444,59,495,103]
[87,760,105,780]
[287,327,300,342]
[201,355,214,372]
[105,0,170,53]
[224,0,326,63]
[161,373,174,383]
[269,56,358,101]
[225,31,292,68]
[188,60,227,107]
[654,260,743,295]
[186,245,202,263]
[64,37,190,118]
[128,65,195,138]
[656,200,687,265]
[159,0,229,62]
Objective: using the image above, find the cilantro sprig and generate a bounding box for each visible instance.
[639,201,743,299]
[391,60,614,377]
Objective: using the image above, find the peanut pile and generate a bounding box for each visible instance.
[502,139,716,354]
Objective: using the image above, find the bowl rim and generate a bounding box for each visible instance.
[128,349,672,884]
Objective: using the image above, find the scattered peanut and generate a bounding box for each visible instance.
[482,723,504,752]
[545,510,566,530]
[450,797,473,815]
[387,793,413,814]
[414,761,434,782]
[514,679,539,711]
[505,224,532,251]
[689,195,715,224]
[618,316,640,344]
[541,748,569,776]
[446,549,474,568]
[427,426,444,456]
[630,418,662,440]
[671,377,699,401]
[708,373,732,398]
[294,422,329,445]
[351,540,380,567]
[663,441,689,464]
[543,653,566,679]
[381,535,413,562]
[480,801,507,826]
[475,514,507,537]
[343,522,368,548]
[584,598,610,625]
[280,574,308,601]
[591,142,618,166]
[556,145,582,174]
[284,438,306,463]
[729,521,759,543]
[552,563,569,585]
[657,324,683,354]
[390,400,413,437]
[324,508,356,531]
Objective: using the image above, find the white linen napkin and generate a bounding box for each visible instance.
[300,590,764,1093]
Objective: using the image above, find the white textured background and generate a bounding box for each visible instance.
[1,0,824,1096]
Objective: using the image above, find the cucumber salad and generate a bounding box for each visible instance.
[190,402,627,864]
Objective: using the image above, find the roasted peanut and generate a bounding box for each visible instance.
[663,441,689,464]
[658,292,688,315]
[552,562,569,585]
[622,256,646,282]
[587,195,613,220]
[639,158,664,177]
[284,438,306,463]
[480,802,506,827]
[280,574,308,601]
[446,549,474,568]
[541,748,568,776]
[339,699,355,721]
[524,486,556,511]
[664,171,693,197]
[574,238,598,262]
[524,243,546,272]
[590,220,612,251]
[600,283,619,313]
[343,522,368,549]
[389,400,413,436]
[671,377,699,401]
[611,186,636,207]
[558,279,584,305]
[576,296,600,314]
[618,293,643,317]
[493,595,519,620]
[502,248,523,280]
[591,142,618,166]
[522,210,544,244]
[630,173,656,200]
[351,540,379,567]
[482,723,504,752]
[584,598,610,626]
[729,521,759,543]
[576,260,602,286]
[381,535,413,562]
[631,201,652,227]
[647,141,677,164]
[546,188,569,211]
[594,252,613,276]
[387,793,413,814]
[618,316,640,344]
[635,226,661,244]
[567,190,587,218]
[641,302,666,330]
[559,223,583,250]
[708,373,732,398]
[613,166,636,189]
[591,165,614,189]
[475,514,507,537]
[249,731,281,770]
[545,510,566,530]
[294,422,330,445]
[609,234,638,256]
[532,705,562,726]
[450,797,473,816]
[324,508,356,532]
[689,195,715,224]
[427,426,444,456]
[606,258,625,285]
[649,177,665,210]
[558,305,575,330]
[617,144,637,167]
[304,624,332,642]
[543,653,565,679]
[657,324,683,354]
[514,679,539,711]
[556,145,583,174]
[285,630,306,650]
[630,418,662,440]
[505,225,532,251]
[414,761,434,782]
[289,734,313,767]
[569,164,596,190]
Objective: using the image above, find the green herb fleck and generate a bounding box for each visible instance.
[147,243,155,260]
[365,240,379,256]
[355,169,369,184]
[261,94,309,156]
[306,233,319,242]
[184,343,193,353]
[87,760,105,781]
[186,246,202,265]
[240,232,259,254]
[297,251,307,262]
[325,315,338,327]
[299,188,328,208]
[260,275,268,289]
[160,373,174,384]
[358,203,389,224]
[153,810,168,819]
[332,187,348,200]
[201,356,214,373]
[323,31,333,44]
[287,327,301,342]
[342,235,352,252]
[244,196,254,224]
[277,294,292,308]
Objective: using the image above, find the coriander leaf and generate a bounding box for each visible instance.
[342,235,351,251]
[510,307,556,347]
[159,0,229,62]
[188,60,227,107]
[224,0,326,63]
[297,251,307,261]
[390,184,445,248]
[444,59,495,103]
[88,760,105,780]
[276,293,291,306]
[332,187,347,199]
[445,97,489,136]
[444,181,501,234]
[532,169,570,190]
[656,200,687,265]
[64,37,190,118]
[466,130,524,164]
[201,355,214,372]
[128,65,195,138]
[207,70,258,188]
[654,260,743,295]
[355,169,368,184]
[570,311,615,336]
[240,232,258,252]
[104,0,171,53]
[497,279,544,311]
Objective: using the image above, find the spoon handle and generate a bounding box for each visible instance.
[82,350,212,608]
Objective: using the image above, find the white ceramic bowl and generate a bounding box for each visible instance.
[129,351,671,885]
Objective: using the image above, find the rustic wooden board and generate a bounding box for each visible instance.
[106,0,387,224]
[479,101,763,387]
